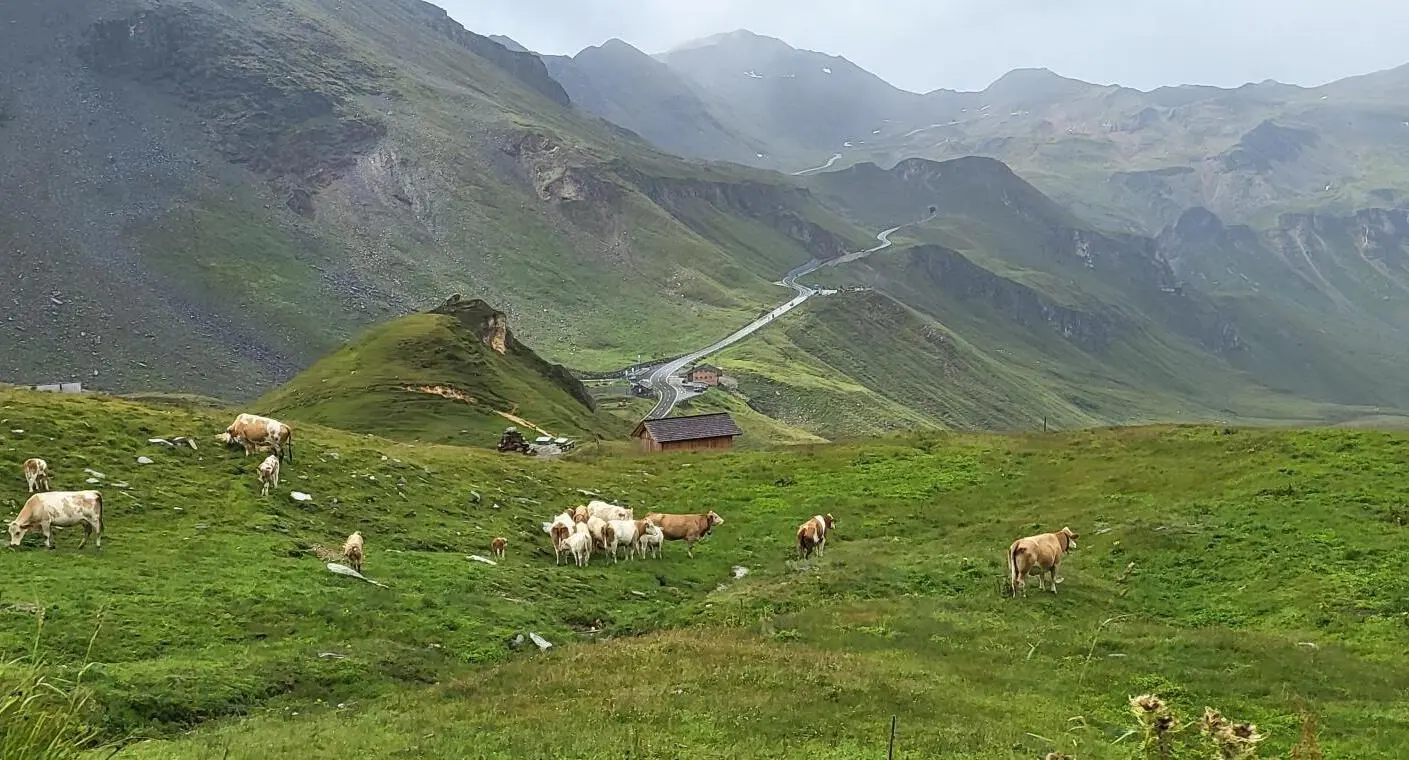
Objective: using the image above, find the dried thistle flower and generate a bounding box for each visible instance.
[1202,706,1228,734]
[1130,694,1166,715]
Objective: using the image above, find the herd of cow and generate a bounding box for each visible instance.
[7,411,1080,597]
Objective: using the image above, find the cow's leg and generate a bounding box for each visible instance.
[1050,560,1061,593]
[78,521,92,549]
[818,536,826,557]
[42,521,54,550]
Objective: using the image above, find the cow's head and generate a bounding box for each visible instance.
[8,520,25,547]
[822,513,835,529]
[1060,526,1079,550]
[215,432,235,446]
[707,511,724,527]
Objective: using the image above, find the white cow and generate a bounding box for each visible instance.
[637,522,664,559]
[607,519,648,561]
[8,491,103,549]
[562,528,593,567]
[586,500,633,522]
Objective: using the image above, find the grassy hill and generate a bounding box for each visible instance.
[3,389,1408,757]
[257,296,625,445]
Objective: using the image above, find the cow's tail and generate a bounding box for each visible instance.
[284,429,294,464]
[1008,542,1022,597]
[96,492,104,534]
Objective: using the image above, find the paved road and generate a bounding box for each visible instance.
[791,153,843,176]
[640,224,907,419]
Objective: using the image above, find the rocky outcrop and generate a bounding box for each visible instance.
[430,295,596,410]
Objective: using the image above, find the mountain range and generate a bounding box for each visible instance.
[5,0,1409,439]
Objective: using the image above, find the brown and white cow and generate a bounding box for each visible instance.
[218,413,294,463]
[644,511,724,557]
[257,455,280,497]
[1008,526,1079,596]
[8,491,103,550]
[22,458,51,494]
[343,531,365,572]
[796,513,835,559]
[490,536,508,560]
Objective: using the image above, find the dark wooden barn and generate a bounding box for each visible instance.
[631,412,743,453]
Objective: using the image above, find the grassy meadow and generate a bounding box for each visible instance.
[0,387,1405,757]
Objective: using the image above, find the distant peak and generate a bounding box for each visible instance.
[666,29,790,54]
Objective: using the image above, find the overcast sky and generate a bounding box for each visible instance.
[449,0,1409,92]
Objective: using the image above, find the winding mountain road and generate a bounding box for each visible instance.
[640,223,907,419]
[791,153,843,176]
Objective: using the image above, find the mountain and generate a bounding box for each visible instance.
[656,30,931,156]
[554,31,1409,233]
[0,0,868,400]
[542,39,765,164]
[258,295,626,443]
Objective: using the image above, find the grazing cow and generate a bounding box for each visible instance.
[587,500,633,522]
[644,511,724,557]
[572,505,589,523]
[608,519,646,561]
[796,513,835,559]
[637,523,663,559]
[8,491,103,550]
[1009,526,1079,596]
[343,531,365,572]
[562,528,593,567]
[550,522,571,564]
[491,536,507,560]
[22,458,51,494]
[257,455,280,497]
[218,413,294,463]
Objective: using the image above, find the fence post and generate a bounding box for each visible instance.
[888,715,897,759]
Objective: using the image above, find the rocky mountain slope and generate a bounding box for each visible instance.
[0,0,867,399]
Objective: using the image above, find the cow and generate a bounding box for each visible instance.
[491,536,507,560]
[343,531,365,573]
[796,513,835,559]
[257,455,280,497]
[8,491,103,550]
[607,519,647,561]
[644,511,724,557]
[1009,526,1079,596]
[637,522,664,559]
[22,458,51,494]
[218,413,294,463]
[587,500,633,522]
[562,526,593,567]
[586,515,612,550]
[572,505,590,523]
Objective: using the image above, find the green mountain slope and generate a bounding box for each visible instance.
[258,296,625,444]
[0,0,867,399]
[5,388,1408,756]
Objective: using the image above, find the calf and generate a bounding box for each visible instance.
[491,536,508,560]
[645,511,724,557]
[587,500,633,522]
[637,523,663,559]
[562,528,593,567]
[343,531,365,573]
[1009,526,1079,596]
[8,491,103,550]
[796,513,835,559]
[218,413,295,463]
[257,455,280,497]
[22,458,51,494]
